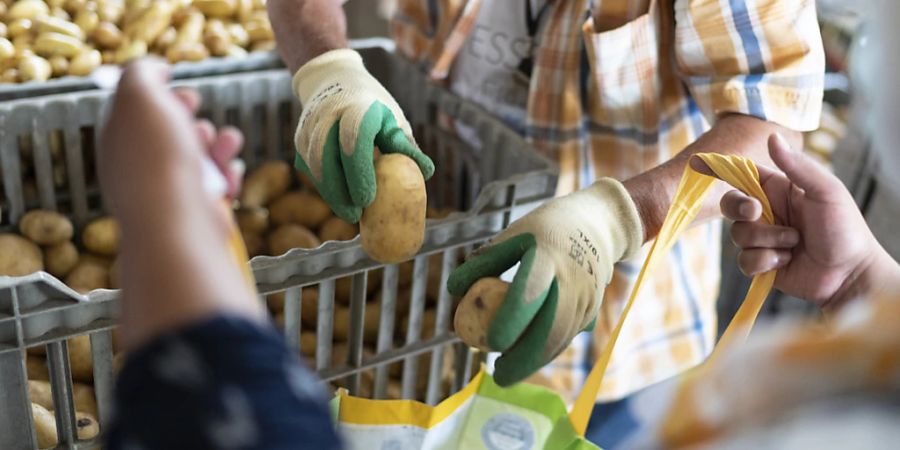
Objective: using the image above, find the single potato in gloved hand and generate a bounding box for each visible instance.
[454,277,509,352]
[360,154,426,263]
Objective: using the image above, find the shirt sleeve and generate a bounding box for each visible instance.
[674,0,825,131]
[106,316,341,450]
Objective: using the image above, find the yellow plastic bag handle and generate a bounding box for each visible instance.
[568,153,777,436]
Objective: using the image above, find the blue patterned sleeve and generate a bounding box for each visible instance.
[106,315,342,450]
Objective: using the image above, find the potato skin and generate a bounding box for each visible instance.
[453,277,509,352]
[75,411,100,440]
[269,191,331,229]
[28,380,97,417]
[82,217,120,256]
[32,402,58,449]
[318,216,358,242]
[360,154,427,263]
[240,161,291,208]
[65,256,110,293]
[44,241,79,277]
[0,233,43,276]
[267,224,321,256]
[19,210,74,245]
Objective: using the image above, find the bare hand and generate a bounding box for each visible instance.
[692,133,890,311]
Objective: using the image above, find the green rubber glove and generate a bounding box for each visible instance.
[292,49,435,223]
[447,179,644,386]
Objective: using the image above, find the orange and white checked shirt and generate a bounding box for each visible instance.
[392,0,824,402]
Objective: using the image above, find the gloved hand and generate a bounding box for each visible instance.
[292,49,435,223]
[447,179,644,386]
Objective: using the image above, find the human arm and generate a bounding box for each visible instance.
[625,115,802,242]
[99,60,265,351]
[101,60,340,449]
[447,0,824,385]
[266,0,433,224]
[267,0,348,72]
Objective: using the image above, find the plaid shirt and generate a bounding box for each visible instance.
[392,0,824,402]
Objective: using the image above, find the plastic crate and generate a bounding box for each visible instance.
[0,44,557,449]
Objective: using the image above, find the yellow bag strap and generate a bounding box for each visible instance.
[568,153,776,436]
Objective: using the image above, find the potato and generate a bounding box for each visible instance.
[267,224,321,256]
[236,207,269,234]
[250,39,274,52]
[114,38,147,63]
[241,230,265,257]
[65,256,110,293]
[68,48,101,76]
[74,9,100,35]
[19,210,75,246]
[240,160,291,208]
[0,67,18,83]
[152,25,177,52]
[0,234,43,276]
[124,2,173,43]
[108,257,121,289]
[269,191,331,229]
[45,241,79,277]
[300,331,316,358]
[82,217,120,255]
[9,0,49,21]
[318,216,358,242]
[92,22,123,49]
[226,22,248,47]
[360,154,427,263]
[32,403,58,449]
[0,37,14,60]
[19,54,52,82]
[35,16,85,40]
[49,55,69,77]
[203,18,230,56]
[243,15,272,42]
[224,42,247,57]
[68,335,94,382]
[28,380,98,417]
[454,278,508,352]
[27,380,54,411]
[166,42,208,62]
[35,32,84,58]
[75,412,100,440]
[194,0,237,17]
[27,355,50,381]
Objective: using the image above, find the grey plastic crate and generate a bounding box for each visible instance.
[0,44,557,449]
[0,51,284,102]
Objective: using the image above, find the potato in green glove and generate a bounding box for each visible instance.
[292,49,434,223]
[448,178,643,386]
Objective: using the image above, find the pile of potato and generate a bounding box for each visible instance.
[0,0,274,83]
[267,246,462,400]
[25,334,111,448]
[0,210,120,292]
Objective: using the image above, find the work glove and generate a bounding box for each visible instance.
[447,179,644,386]
[292,49,435,223]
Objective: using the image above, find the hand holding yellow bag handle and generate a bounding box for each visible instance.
[568,153,777,437]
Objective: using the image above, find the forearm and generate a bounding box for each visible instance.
[624,114,803,242]
[118,170,264,351]
[268,0,348,72]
